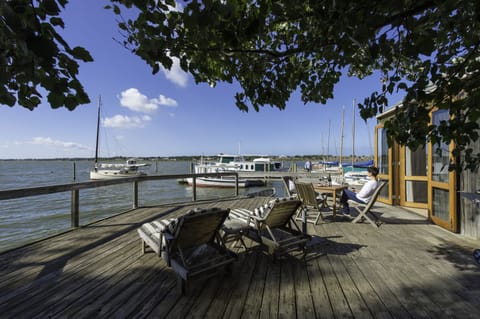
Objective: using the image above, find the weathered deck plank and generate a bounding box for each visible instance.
[0,198,480,318]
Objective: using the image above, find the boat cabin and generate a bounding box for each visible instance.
[196,154,283,173]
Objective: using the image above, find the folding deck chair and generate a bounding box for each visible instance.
[138,207,237,294]
[294,182,327,225]
[226,197,309,261]
[348,182,386,227]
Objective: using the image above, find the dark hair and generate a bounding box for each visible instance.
[368,166,379,177]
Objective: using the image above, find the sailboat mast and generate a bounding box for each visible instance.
[321,134,324,161]
[327,120,331,162]
[94,96,101,170]
[339,106,344,167]
[352,99,356,168]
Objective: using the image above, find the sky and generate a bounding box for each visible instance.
[0,0,402,160]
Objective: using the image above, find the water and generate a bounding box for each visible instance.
[0,159,288,252]
[342,166,368,173]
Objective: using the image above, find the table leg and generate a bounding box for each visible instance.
[332,192,337,221]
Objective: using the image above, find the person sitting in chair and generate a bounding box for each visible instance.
[340,166,379,214]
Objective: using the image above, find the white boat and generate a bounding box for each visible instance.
[343,170,369,186]
[185,176,264,188]
[89,97,149,180]
[182,154,282,188]
[341,100,373,187]
[90,158,149,180]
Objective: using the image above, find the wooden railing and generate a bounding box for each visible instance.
[0,172,240,228]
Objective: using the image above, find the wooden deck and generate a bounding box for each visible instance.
[1,196,480,318]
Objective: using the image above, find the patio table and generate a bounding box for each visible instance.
[314,184,348,221]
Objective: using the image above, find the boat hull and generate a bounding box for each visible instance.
[90,170,146,180]
[184,177,265,188]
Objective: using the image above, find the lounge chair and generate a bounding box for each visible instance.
[137,207,237,294]
[348,182,386,227]
[226,197,309,260]
[294,182,327,225]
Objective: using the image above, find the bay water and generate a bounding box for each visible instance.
[0,159,288,252]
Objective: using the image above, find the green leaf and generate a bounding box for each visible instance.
[48,92,65,108]
[50,17,65,27]
[71,47,94,62]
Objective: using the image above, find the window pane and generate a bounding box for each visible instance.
[432,110,450,183]
[432,188,450,221]
[377,127,389,175]
[405,145,427,176]
[405,181,428,203]
[379,180,389,199]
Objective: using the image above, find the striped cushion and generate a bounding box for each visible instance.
[230,197,297,224]
[254,204,271,217]
[138,218,176,256]
[229,208,256,227]
[268,196,296,204]
[141,218,176,236]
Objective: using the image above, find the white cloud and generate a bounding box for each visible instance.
[30,137,91,151]
[159,57,188,87]
[119,88,178,113]
[152,94,178,107]
[103,114,152,129]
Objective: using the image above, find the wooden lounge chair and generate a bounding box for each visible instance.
[294,182,326,225]
[227,198,309,260]
[348,182,386,227]
[138,207,237,294]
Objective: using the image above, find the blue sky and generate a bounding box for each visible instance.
[0,0,400,159]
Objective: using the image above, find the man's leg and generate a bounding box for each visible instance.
[340,189,357,212]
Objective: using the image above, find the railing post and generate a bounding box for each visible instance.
[235,174,239,196]
[71,189,79,228]
[133,181,138,209]
[192,175,197,201]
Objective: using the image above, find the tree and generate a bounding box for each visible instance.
[106,0,480,171]
[1,0,479,171]
[0,0,92,110]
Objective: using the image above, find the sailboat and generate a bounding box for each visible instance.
[89,97,149,180]
[343,99,369,186]
[315,118,342,173]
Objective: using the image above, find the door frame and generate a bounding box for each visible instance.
[428,109,458,232]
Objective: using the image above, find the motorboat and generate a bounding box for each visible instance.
[185,176,265,188]
[182,154,282,188]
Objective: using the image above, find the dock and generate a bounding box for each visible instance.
[1,196,480,318]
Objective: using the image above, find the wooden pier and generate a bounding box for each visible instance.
[1,196,480,318]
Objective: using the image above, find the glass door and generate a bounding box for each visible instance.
[428,109,457,232]
[399,144,428,208]
[375,124,393,204]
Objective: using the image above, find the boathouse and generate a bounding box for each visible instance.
[374,103,480,239]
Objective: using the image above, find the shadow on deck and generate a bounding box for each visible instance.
[0,197,479,318]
